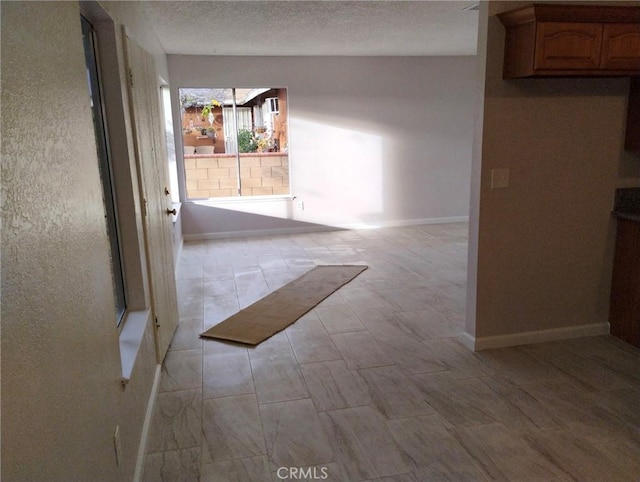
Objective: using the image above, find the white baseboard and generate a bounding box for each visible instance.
[183,216,469,241]
[337,216,469,230]
[133,364,162,482]
[460,322,610,351]
[459,332,477,351]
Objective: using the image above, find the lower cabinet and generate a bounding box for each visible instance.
[609,218,640,348]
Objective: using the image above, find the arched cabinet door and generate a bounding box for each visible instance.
[601,23,640,71]
[534,22,603,71]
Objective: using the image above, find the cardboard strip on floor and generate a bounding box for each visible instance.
[200,265,368,345]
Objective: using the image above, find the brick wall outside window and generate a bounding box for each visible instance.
[185,152,289,198]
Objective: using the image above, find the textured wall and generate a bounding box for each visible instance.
[168,55,476,234]
[1,2,157,480]
[468,1,640,341]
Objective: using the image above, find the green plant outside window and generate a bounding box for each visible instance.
[237,128,258,153]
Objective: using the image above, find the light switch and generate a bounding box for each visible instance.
[491,168,510,189]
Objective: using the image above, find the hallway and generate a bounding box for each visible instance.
[143,223,640,481]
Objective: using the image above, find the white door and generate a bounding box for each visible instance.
[124,33,178,362]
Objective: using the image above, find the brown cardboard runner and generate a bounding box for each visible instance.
[200,265,367,345]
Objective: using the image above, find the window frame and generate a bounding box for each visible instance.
[81,15,127,324]
[79,2,150,326]
[177,86,292,201]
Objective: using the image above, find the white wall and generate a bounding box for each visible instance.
[2,2,161,480]
[168,55,476,236]
[465,1,640,349]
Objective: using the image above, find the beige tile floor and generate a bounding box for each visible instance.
[143,223,640,481]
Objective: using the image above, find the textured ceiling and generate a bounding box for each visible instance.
[142,1,479,56]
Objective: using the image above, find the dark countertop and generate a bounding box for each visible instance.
[613,188,640,223]
[613,211,640,222]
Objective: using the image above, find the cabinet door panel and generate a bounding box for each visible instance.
[534,22,603,70]
[610,219,640,348]
[601,23,640,70]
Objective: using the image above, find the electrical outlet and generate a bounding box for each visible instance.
[113,425,122,467]
[296,201,304,211]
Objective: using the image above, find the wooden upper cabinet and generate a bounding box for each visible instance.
[499,4,640,78]
[534,22,603,71]
[602,23,640,71]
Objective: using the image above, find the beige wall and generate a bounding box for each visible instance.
[1,2,160,480]
[467,1,640,346]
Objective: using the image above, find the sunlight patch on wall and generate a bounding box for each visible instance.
[291,117,384,227]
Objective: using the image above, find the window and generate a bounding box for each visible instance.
[81,15,126,323]
[179,87,290,199]
[266,97,279,114]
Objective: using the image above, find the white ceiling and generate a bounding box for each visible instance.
[142,1,479,56]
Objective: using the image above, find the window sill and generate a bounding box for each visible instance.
[119,309,151,385]
[190,195,293,206]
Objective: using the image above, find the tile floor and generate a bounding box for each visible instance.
[143,223,640,481]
